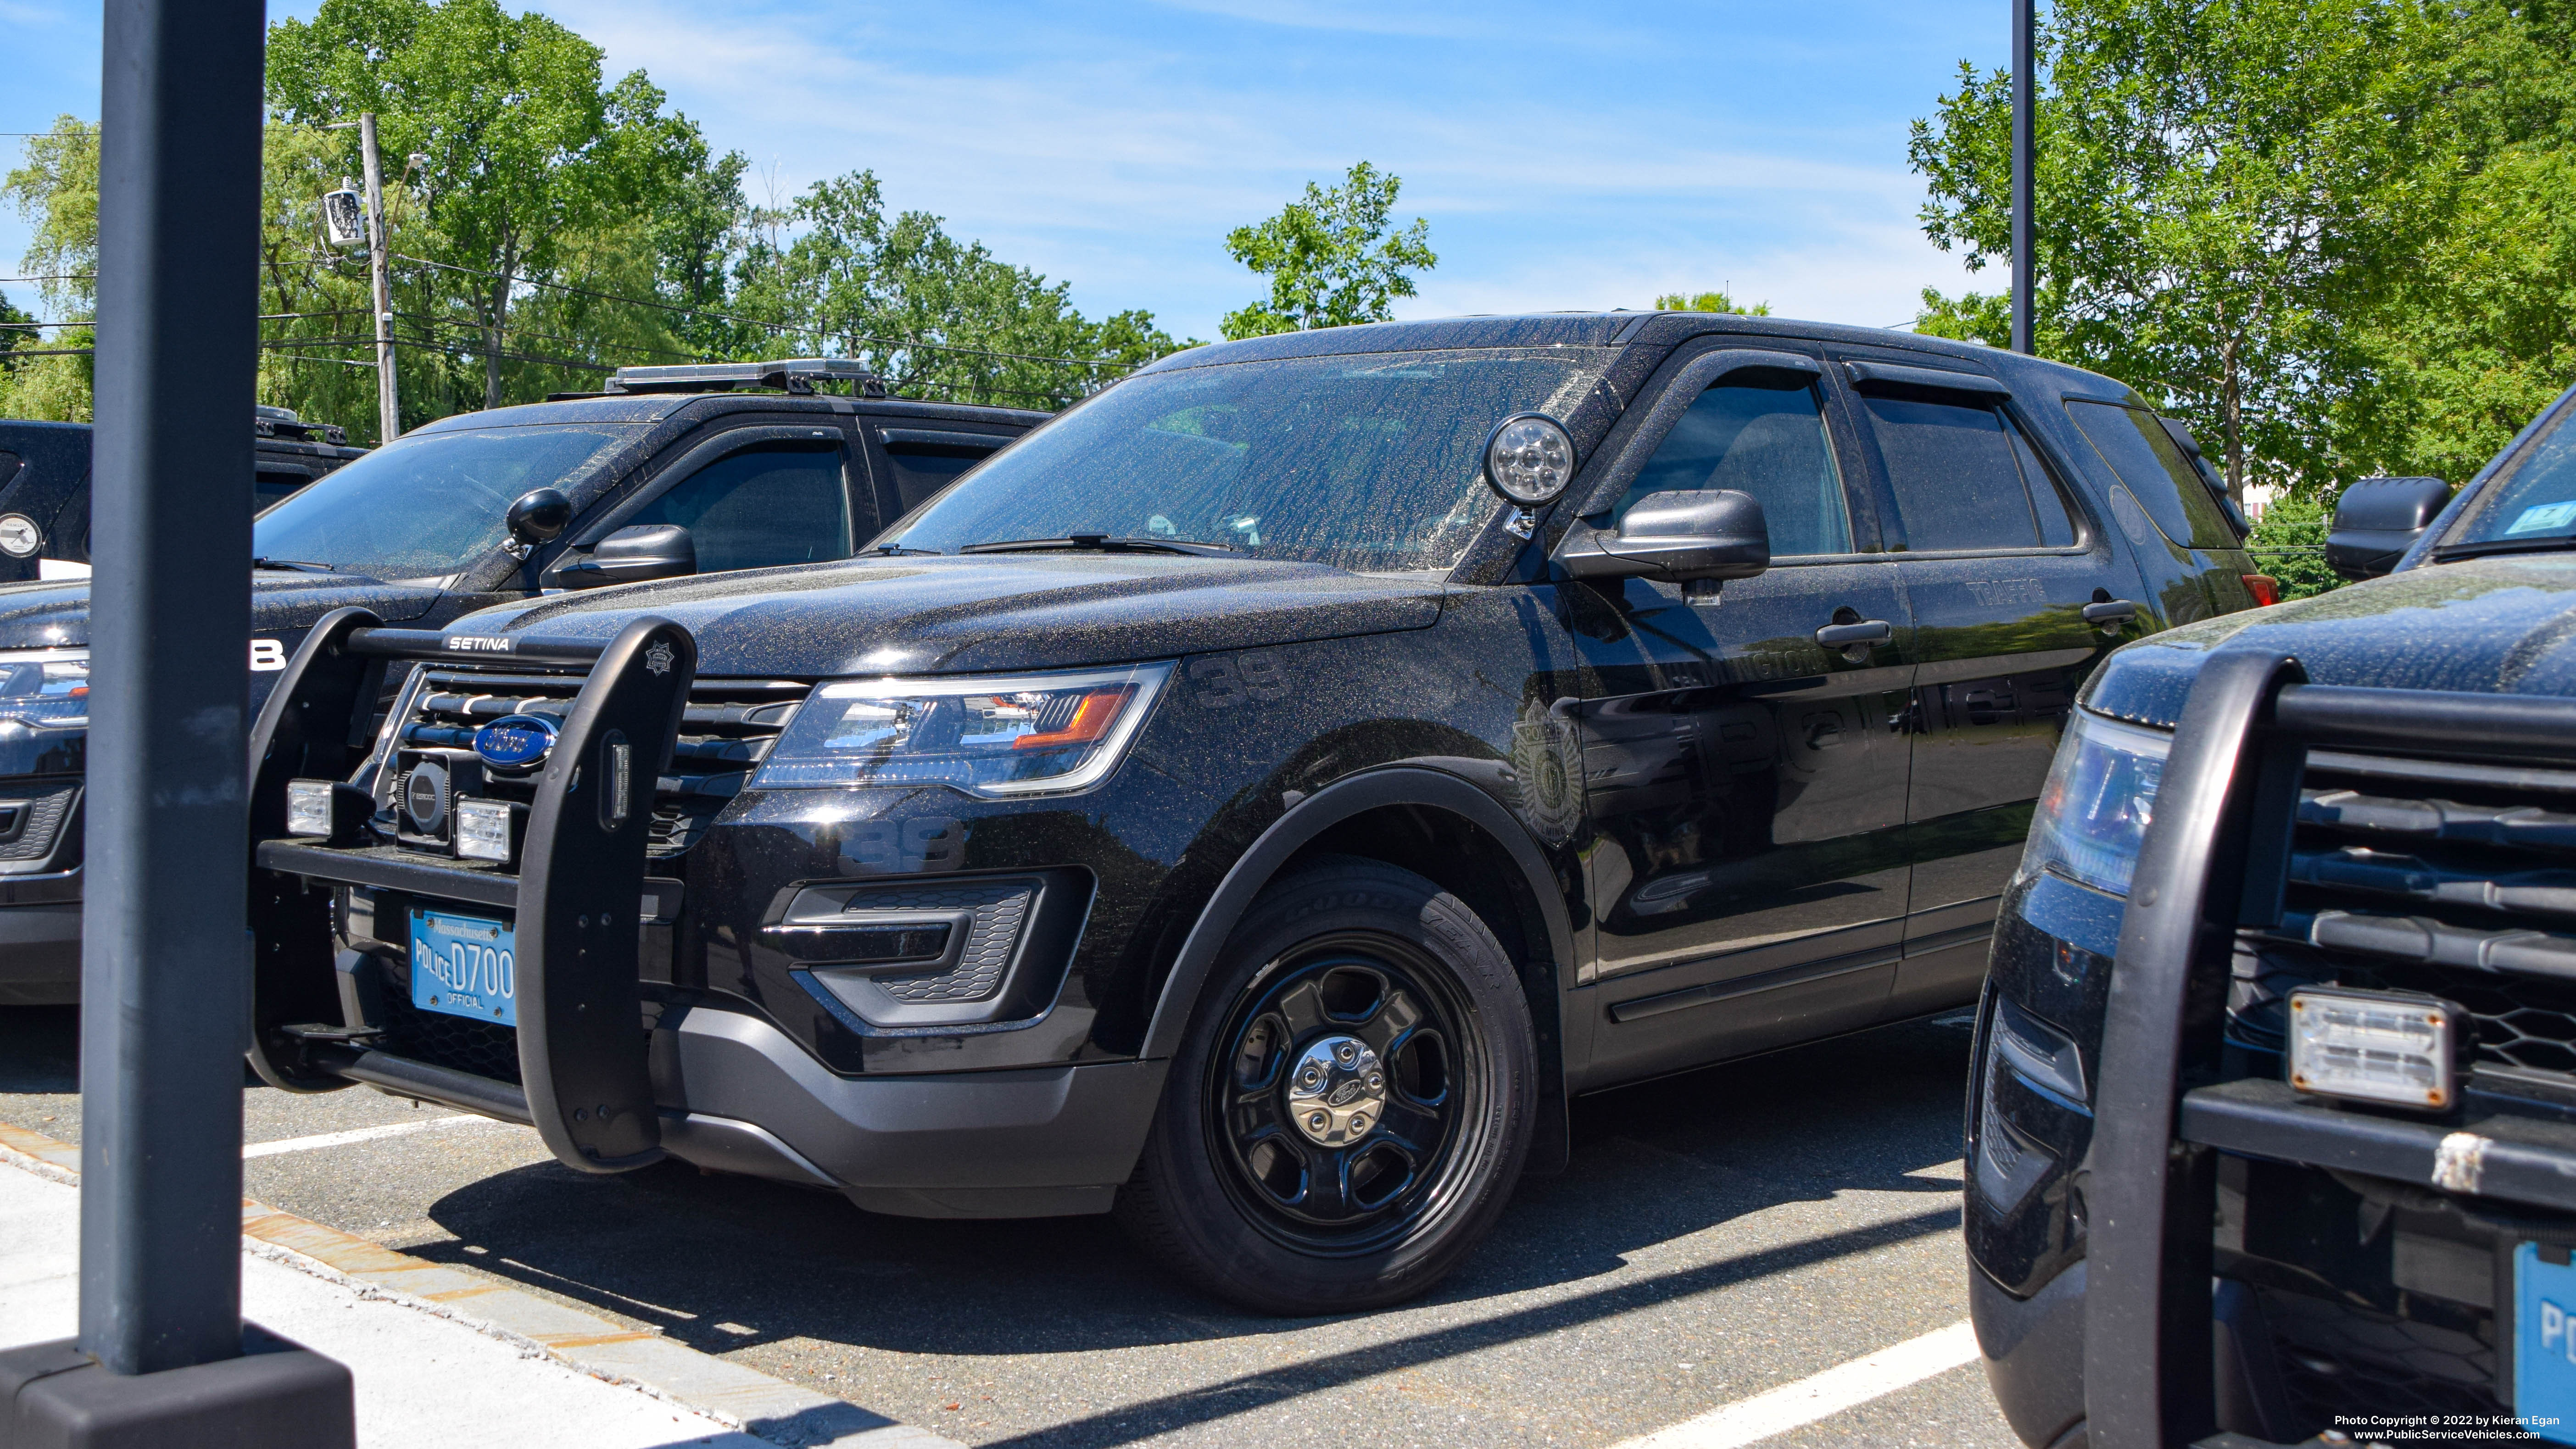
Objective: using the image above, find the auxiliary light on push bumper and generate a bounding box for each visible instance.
[246,605,696,1175]
[2286,986,2464,1110]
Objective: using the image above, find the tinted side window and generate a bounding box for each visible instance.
[2066,401,2234,548]
[1617,379,1852,556]
[626,442,853,574]
[1865,391,2057,552]
[883,447,987,514]
[254,469,311,515]
[2009,424,2079,547]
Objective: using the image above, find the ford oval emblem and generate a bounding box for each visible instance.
[473,714,558,771]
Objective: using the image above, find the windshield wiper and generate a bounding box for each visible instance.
[872,543,942,557]
[2430,536,2576,562]
[959,534,1236,557]
[251,557,337,573]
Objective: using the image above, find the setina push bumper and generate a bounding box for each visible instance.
[242,607,1159,1209]
[2082,650,2576,1449]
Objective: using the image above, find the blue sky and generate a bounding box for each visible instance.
[1,0,2009,342]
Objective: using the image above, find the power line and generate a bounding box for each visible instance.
[390,251,1146,372]
[7,264,1160,375]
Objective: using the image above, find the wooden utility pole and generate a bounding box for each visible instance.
[359,113,400,441]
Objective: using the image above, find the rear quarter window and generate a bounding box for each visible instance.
[2066,401,2237,550]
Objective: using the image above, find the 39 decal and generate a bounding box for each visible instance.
[839,815,965,874]
[1188,650,1291,708]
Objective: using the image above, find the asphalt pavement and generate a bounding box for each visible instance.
[0,1004,2019,1449]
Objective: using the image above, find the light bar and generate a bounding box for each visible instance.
[2287,986,2463,1110]
[454,798,524,864]
[603,358,884,398]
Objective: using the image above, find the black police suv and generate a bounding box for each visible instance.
[0,360,1037,1005]
[0,406,366,584]
[1965,385,2576,1447]
[239,311,2263,1315]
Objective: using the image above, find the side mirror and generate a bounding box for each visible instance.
[505,487,572,547]
[557,524,696,590]
[2326,475,2451,580]
[1555,490,1771,600]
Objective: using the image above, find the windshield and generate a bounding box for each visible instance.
[251,424,643,579]
[2448,404,2576,548]
[886,347,1613,572]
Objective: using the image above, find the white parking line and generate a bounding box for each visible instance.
[1610,1319,1981,1449]
[242,1115,505,1159]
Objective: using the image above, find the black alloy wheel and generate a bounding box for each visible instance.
[1119,856,1537,1315]
[1210,936,1474,1250]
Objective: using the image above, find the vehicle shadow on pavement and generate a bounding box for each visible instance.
[407,1013,1977,1375]
[0,1006,76,1095]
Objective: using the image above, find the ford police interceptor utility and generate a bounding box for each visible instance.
[239,312,2261,1312]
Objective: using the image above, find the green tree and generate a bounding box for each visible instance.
[2337,3,2576,487]
[2244,492,2344,599]
[730,171,1186,409]
[1221,162,1435,340]
[1653,289,1771,316]
[1909,0,2449,504]
[1910,286,2010,348]
[0,117,98,422]
[268,0,716,410]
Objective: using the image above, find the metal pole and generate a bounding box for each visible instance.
[359,113,399,442]
[2011,0,2036,355]
[81,0,263,1377]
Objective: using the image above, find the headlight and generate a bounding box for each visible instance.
[753,663,1170,797]
[2020,708,2169,897]
[0,648,89,729]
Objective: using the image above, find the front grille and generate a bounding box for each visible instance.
[2259,1285,2504,1431]
[0,779,77,863]
[850,880,1034,1003]
[374,963,522,1083]
[2230,747,2576,1099]
[385,669,808,860]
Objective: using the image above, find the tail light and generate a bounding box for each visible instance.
[2241,574,2281,607]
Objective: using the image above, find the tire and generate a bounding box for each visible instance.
[1117,856,1537,1315]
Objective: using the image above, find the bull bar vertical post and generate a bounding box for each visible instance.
[0,0,356,1441]
[2085,649,2306,1449]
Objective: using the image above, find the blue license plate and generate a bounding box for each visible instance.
[2516,1242,2576,1444]
[409,908,516,1026]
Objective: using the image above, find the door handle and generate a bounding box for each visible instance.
[2081,599,2139,630]
[1813,620,1894,648]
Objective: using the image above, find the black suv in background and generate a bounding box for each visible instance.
[0,406,366,583]
[1963,387,2576,1445]
[0,361,1038,1005]
[240,312,2262,1312]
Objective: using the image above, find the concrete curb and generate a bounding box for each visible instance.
[0,1121,960,1449]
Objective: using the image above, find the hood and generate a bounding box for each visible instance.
[0,571,442,652]
[443,553,1447,677]
[2084,554,2576,728]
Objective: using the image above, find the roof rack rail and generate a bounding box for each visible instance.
[602,358,887,399]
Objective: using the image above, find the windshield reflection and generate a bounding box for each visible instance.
[252,424,643,580]
[889,349,1611,574]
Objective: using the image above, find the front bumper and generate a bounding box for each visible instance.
[0,871,83,1006]
[653,1004,1165,1217]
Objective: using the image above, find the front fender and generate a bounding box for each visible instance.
[1139,764,1576,1058]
